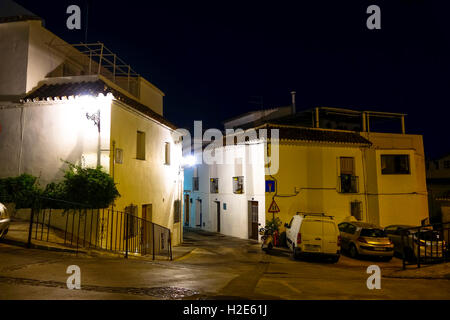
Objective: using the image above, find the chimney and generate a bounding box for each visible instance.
[291,91,297,114]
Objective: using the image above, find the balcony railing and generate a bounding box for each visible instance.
[338,175,359,194]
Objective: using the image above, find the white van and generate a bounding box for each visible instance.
[285,213,340,262]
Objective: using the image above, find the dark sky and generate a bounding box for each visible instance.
[12,0,450,158]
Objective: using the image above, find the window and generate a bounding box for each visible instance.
[210,178,219,193]
[173,200,181,224]
[384,226,397,235]
[444,161,450,169]
[339,175,359,193]
[233,176,244,194]
[136,131,146,160]
[125,205,138,238]
[340,157,355,175]
[115,148,123,164]
[165,142,171,165]
[339,157,358,193]
[346,224,357,235]
[351,201,362,221]
[360,229,387,237]
[193,177,199,191]
[338,223,348,232]
[381,155,410,175]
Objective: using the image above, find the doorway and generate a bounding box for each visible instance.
[248,201,259,240]
[184,194,190,226]
[196,199,202,228]
[216,201,221,233]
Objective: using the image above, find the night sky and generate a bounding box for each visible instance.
[12,0,450,159]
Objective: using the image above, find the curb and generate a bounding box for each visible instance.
[172,248,196,262]
[2,238,85,255]
[383,274,450,280]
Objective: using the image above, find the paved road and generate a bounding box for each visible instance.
[0,228,449,300]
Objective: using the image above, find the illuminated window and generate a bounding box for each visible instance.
[381,155,410,175]
[233,176,244,194]
[165,142,171,165]
[210,178,219,194]
[136,131,146,160]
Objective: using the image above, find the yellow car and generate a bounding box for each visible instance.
[338,222,394,261]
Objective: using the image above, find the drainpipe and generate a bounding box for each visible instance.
[401,116,406,134]
[315,107,320,128]
[362,112,367,132]
[291,91,297,115]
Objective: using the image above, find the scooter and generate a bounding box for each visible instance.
[259,227,274,253]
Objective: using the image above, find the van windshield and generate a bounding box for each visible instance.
[360,229,386,238]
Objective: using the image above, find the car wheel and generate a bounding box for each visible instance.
[291,246,297,260]
[331,256,340,263]
[382,256,392,262]
[349,244,359,259]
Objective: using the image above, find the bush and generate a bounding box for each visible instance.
[0,174,41,209]
[266,217,282,234]
[1,164,120,210]
[51,163,120,209]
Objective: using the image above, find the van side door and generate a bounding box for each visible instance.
[322,221,339,254]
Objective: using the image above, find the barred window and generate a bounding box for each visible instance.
[351,201,362,221]
[193,177,199,191]
[233,176,244,194]
[210,178,219,194]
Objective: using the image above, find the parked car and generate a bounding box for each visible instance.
[338,222,394,261]
[285,213,340,262]
[384,225,446,261]
[0,202,10,240]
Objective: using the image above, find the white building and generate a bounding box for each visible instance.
[0,6,184,245]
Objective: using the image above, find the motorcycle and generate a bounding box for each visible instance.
[259,227,274,253]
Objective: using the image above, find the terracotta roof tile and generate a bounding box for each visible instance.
[23,80,177,130]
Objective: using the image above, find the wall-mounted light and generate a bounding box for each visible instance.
[86,110,100,132]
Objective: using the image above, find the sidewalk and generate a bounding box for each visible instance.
[384,262,450,280]
[3,219,193,261]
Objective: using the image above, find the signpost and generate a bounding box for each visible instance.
[268,199,280,220]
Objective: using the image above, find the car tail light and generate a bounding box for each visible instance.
[338,236,341,247]
[297,233,302,245]
[357,237,368,244]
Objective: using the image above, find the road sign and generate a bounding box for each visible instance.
[268,199,280,213]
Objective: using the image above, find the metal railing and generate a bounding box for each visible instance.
[338,175,359,194]
[400,222,449,269]
[27,198,172,260]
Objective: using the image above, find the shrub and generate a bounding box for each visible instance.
[0,174,41,209]
[54,163,120,209]
[265,217,282,234]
